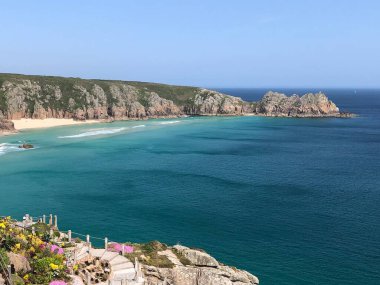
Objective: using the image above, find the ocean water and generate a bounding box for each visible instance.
[1,89,380,284]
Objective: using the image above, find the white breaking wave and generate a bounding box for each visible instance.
[58,127,126,139]
[0,143,24,156]
[132,125,146,128]
[159,120,181,125]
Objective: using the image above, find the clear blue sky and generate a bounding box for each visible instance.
[1,0,379,88]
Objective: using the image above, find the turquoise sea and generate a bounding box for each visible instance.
[0,89,379,284]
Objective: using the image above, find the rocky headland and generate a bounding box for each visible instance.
[255,91,353,118]
[0,73,353,133]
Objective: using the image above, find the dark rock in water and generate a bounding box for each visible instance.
[19,143,34,149]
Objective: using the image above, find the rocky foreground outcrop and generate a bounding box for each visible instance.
[0,73,352,123]
[140,244,259,285]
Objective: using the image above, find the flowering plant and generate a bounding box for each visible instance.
[108,243,134,253]
[50,244,64,255]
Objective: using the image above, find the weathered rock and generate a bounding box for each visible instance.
[18,143,34,149]
[141,245,259,285]
[0,119,16,133]
[146,92,181,117]
[255,91,347,117]
[173,245,218,267]
[6,252,31,272]
[142,263,259,285]
[184,89,254,115]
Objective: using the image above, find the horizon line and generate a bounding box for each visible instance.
[1,72,380,90]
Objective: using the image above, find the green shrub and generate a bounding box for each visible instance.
[11,274,25,285]
[0,248,9,266]
[29,256,68,284]
[142,253,174,268]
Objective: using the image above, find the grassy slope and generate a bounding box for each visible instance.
[0,73,201,106]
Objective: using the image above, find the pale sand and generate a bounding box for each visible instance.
[12,118,100,130]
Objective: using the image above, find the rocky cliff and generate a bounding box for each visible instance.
[0,73,352,133]
[0,74,251,125]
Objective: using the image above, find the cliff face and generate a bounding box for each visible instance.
[0,74,248,123]
[255,91,344,117]
[184,89,254,115]
[0,74,352,131]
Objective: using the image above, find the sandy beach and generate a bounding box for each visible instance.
[12,118,100,130]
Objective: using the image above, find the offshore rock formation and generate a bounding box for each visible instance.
[255,91,351,117]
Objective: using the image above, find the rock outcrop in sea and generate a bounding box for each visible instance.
[255,91,351,117]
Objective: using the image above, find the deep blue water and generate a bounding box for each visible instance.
[1,89,380,284]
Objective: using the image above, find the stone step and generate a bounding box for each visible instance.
[90,248,106,258]
[77,245,90,255]
[110,261,134,272]
[111,267,136,280]
[101,251,119,261]
[109,255,130,266]
[76,246,91,261]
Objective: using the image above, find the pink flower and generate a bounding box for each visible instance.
[49,281,67,285]
[108,243,133,253]
[50,244,64,255]
[124,245,133,253]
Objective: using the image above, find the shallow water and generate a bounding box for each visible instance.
[0,89,379,284]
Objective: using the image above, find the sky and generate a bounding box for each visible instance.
[1,0,379,88]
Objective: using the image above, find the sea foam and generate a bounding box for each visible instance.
[58,127,126,139]
[0,143,23,156]
[159,120,181,125]
[132,125,146,128]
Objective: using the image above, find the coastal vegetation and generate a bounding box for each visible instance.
[0,217,69,285]
[0,216,259,285]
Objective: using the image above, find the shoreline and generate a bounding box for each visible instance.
[0,112,356,136]
[11,118,101,131]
